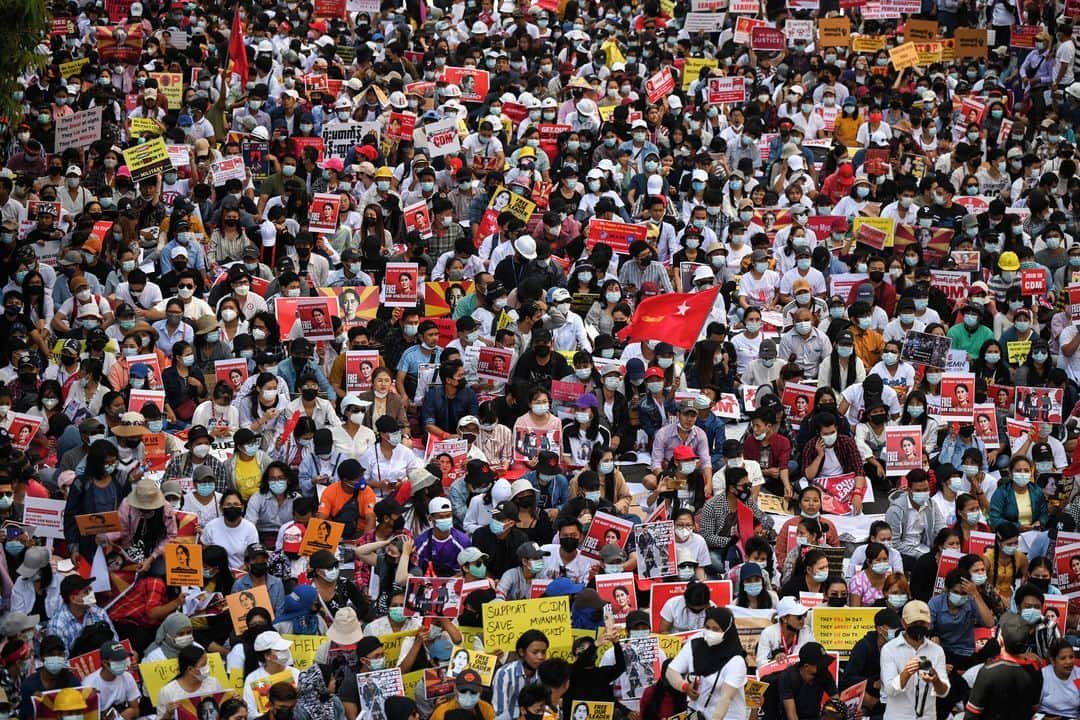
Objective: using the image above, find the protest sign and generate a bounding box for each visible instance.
[404,576,462,617]
[581,512,635,559]
[645,67,675,103]
[884,426,923,476]
[708,77,746,104]
[76,511,123,535]
[810,607,880,659]
[23,497,65,539]
[308,193,341,234]
[299,518,344,556]
[122,137,171,183]
[476,347,515,383]
[165,542,203,587]
[274,296,339,342]
[55,107,104,153]
[900,331,952,368]
[483,596,572,652]
[226,586,274,634]
[383,262,420,307]
[585,219,647,255]
[633,522,677,578]
[817,17,851,46]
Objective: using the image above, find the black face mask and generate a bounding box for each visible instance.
[1030,577,1051,592]
[827,596,847,607]
[534,345,551,358]
[249,562,267,577]
[560,537,579,552]
[223,506,243,521]
[906,624,929,641]
[273,709,292,720]
[301,388,318,401]
[392,516,405,531]
[868,270,884,283]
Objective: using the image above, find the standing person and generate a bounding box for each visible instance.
[880,601,950,720]
[964,613,1044,720]
[664,608,748,720]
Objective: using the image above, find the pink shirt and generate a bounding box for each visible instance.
[849,569,888,606]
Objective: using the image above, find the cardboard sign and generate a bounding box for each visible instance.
[889,42,920,70]
[817,17,851,47]
[299,518,344,556]
[810,607,880,659]
[955,27,989,57]
[23,497,65,539]
[851,35,887,52]
[645,67,675,103]
[906,18,938,40]
[211,156,246,186]
[417,117,460,158]
[122,137,171,183]
[483,596,572,653]
[75,511,123,535]
[165,542,203,587]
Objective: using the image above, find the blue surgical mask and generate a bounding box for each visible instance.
[435,518,453,532]
[948,592,967,607]
[197,482,215,497]
[744,581,763,597]
[489,519,506,535]
[269,480,288,495]
[43,657,66,674]
[1021,607,1043,624]
[584,490,601,502]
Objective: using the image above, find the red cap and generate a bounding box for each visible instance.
[281,522,304,553]
[673,445,697,461]
[644,366,665,380]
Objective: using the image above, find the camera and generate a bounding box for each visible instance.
[917,657,933,673]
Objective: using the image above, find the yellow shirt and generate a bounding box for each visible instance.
[1016,490,1033,527]
[234,457,262,500]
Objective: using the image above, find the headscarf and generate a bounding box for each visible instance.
[278,584,320,635]
[145,612,193,660]
[690,607,745,677]
[296,665,336,720]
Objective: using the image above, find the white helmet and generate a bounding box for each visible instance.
[388,91,408,109]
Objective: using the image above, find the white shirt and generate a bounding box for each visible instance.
[1039,663,1080,716]
[669,643,748,720]
[157,676,223,717]
[1057,39,1076,85]
[359,443,422,488]
[330,423,376,459]
[181,491,222,527]
[755,622,816,668]
[83,667,140,714]
[540,543,596,585]
[880,634,950,720]
[1059,324,1080,385]
[659,596,715,632]
[201,517,260,569]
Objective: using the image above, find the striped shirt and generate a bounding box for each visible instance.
[492,659,533,720]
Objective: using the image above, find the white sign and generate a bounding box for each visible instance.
[685,12,726,31]
[417,117,461,158]
[211,156,246,185]
[785,18,814,41]
[320,120,379,161]
[166,144,190,169]
[946,349,970,373]
[55,107,104,154]
[23,497,66,539]
[691,0,727,9]
[730,0,759,12]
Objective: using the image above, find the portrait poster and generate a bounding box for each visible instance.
[226,585,274,634]
[424,280,474,317]
[344,350,381,394]
[176,691,235,720]
[1054,542,1080,598]
[938,373,976,422]
[317,286,380,329]
[440,67,489,103]
[973,404,999,449]
[307,193,341,234]
[275,296,340,342]
[989,384,1016,414]
[615,636,662,701]
[128,389,166,415]
[383,262,420,307]
[7,413,41,450]
[299,519,344,556]
[402,201,432,238]
[476,347,514,383]
[214,359,248,394]
[883,425,923,476]
[424,437,469,485]
[632,521,677,579]
[164,542,203,588]
[595,572,638,622]
[75,512,123,535]
[781,382,816,429]
[580,512,635,559]
[404,576,462,617]
[445,647,498,685]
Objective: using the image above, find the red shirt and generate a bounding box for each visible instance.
[743,432,791,473]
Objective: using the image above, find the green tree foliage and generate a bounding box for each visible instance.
[0,0,50,122]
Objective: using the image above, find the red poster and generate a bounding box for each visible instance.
[476,347,514,382]
[973,404,999,449]
[781,382,816,429]
[344,350,380,393]
[313,0,345,17]
[7,414,41,450]
[648,580,732,631]
[595,572,638,622]
[307,193,341,234]
[933,548,962,595]
[938,373,976,422]
[1010,24,1040,48]
[990,384,1016,413]
[388,112,417,141]
[1015,386,1064,425]
[811,472,859,515]
[440,67,489,103]
[586,219,648,255]
[645,68,675,103]
[884,425,923,476]
[750,26,786,51]
[708,77,746,105]
[383,262,420,308]
[424,280,474,318]
[1069,285,1080,323]
[214,359,248,394]
[403,201,432,238]
[1054,542,1080,597]
[1020,268,1047,296]
[275,296,340,342]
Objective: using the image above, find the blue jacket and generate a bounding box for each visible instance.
[275,357,335,399]
[638,393,675,439]
[525,470,570,512]
[988,482,1049,530]
[421,386,479,436]
[233,573,286,618]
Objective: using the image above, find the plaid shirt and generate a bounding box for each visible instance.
[799,433,864,480]
[698,494,774,552]
[163,453,232,494]
[47,603,117,653]
[107,576,169,627]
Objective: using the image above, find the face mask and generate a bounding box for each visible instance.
[43,657,67,674]
[702,629,726,647]
[744,582,763,597]
[926,372,942,384]
[1021,607,1043,624]
[882,352,898,366]
[192,444,211,459]
[857,317,872,330]
[872,562,891,575]
[1002,544,1018,556]
[813,570,829,583]
[1033,351,1048,362]
[388,606,406,623]
[1013,473,1030,487]
[197,482,215,498]
[822,433,838,446]
[560,537,580,552]
[222,506,243,521]
[906,625,929,641]
[911,491,929,506]
[434,518,453,533]
[888,594,908,608]
[948,591,967,607]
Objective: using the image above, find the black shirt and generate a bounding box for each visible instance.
[778,664,839,720]
[470,525,527,579]
[963,656,1042,720]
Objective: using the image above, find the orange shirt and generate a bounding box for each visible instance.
[317,482,376,535]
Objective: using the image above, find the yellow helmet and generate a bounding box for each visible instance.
[374,166,393,180]
[53,689,88,714]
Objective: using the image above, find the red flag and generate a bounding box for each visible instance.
[616,287,719,349]
[227,6,249,86]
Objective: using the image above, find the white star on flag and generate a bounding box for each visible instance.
[674,301,691,316]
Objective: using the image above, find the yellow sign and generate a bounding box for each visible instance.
[851,35,886,52]
[60,57,89,78]
[570,701,614,720]
[682,58,720,91]
[746,679,770,708]
[129,116,162,136]
[281,634,326,671]
[1007,340,1031,365]
[915,42,943,65]
[449,646,498,685]
[482,596,572,653]
[817,17,851,48]
[140,653,229,705]
[122,137,171,183]
[809,607,879,659]
[380,630,419,666]
[164,542,203,588]
[402,669,425,699]
[939,38,956,61]
[852,216,896,248]
[889,42,920,70]
[149,72,184,108]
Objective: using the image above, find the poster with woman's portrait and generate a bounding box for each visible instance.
[344,350,380,393]
[7,413,41,451]
[275,296,340,342]
[446,647,498,685]
[424,280,475,317]
[973,404,999,449]
[319,286,380,329]
[580,512,634,559]
[214,359,248,394]
[441,67,489,103]
[780,382,816,430]
[938,373,976,422]
[403,200,432,238]
[299,518,344,556]
[226,586,274,633]
[307,192,341,234]
[595,572,637,622]
[165,542,204,588]
[383,262,419,307]
[883,425,923,477]
[476,347,514,383]
[176,691,235,720]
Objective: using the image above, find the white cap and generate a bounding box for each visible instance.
[586,168,605,180]
[692,168,708,182]
[334,96,353,109]
[257,39,274,53]
[315,35,335,47]
[346,77,363,92]
[170,246,189,259]
[341,393,367,411]
[787,155,804,171]
[575,98,598,117]
[646,175,663,194]
[776,596,810,618]
[1067,82,1080,101]
[129,1,143,15]
[514,235,538,260]
[693,266,715,282]
[428,497,452,514]
[541,97,558,108]
[668,96,683,110]
[631,118,648,129]
[788,84,804,96]
[252,631,293,652]
[509,478,534,497]
[471,21,488,33]
[66,166,83,177]
[250,126,270,141]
